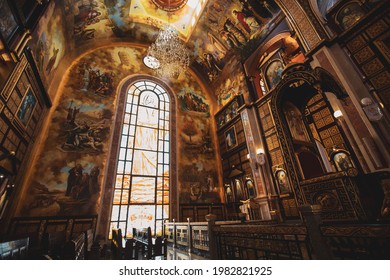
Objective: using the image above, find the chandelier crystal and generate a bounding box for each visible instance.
[147,24,190,78]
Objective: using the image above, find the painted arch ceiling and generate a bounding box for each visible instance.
[41,0,284,84]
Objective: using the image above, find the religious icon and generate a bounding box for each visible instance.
[17,88,37,127]
[275,169,291,195]
[265,60,284,89]
[225,126,237,150]
[224,183,233,203]
[245,177,256,198]
[283,102,309,142]
[332,151,354,173]
[337,3,365,30]
[234,179,245,200]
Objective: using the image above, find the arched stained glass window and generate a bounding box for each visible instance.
[110,80,170,237]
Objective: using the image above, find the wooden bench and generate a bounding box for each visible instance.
[0,238,29,260]
[132,227,166,260]
[84,229,95,259]
[62,232,86,260]
[61,229,95,260]
[41,231,66,259]
[111,228,136,260]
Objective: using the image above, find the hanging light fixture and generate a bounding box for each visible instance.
[145,0,190,78]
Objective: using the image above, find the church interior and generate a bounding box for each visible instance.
[0,0,389,260]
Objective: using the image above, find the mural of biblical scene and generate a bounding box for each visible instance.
[19,46,147,217]
[59,100,111,153]
[18,45,220,216]
[31,1,68,89]
[214,58,249,106]
[177,88,210,115]
[179,108,214,156]
[179,163,219,204]
[71,0,113,44]
[191,0,281,83]
[176,78,219,204]
[77,62,115,97]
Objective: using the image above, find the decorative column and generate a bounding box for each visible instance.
[241,108,274,220]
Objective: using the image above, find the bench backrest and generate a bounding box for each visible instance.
[63,232,86,260]
[0,238,29,260]
[85,229,94,252]
[111,228,124,259]
[41,231,66,259]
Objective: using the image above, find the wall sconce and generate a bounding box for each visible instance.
[333,110,343,119]
[247,149,266,169]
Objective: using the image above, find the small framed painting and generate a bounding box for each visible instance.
[225,126,237,150]
[17,87,37,127]
[275,169,291,195]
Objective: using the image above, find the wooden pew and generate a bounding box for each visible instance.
[84,229,95,259]
[41,231,66,259]
[62,232,86,260]
[110,228,123,259]
[132,227,166,260]
[111,228,136,260]
[0,238,29,260]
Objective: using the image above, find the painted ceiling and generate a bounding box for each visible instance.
[32,0,283,90]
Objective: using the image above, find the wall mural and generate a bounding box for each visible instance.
[29,0,281,104]
[31,1,68,89]
[191,0,281,83]
[176,85,219,203]
[19,45,220,217]
[214,57,249,107]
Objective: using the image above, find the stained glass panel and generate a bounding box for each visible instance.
[140,91,159,108]
[128,205,155,230]
[137,106,159,128]
[115,175,123,188]
[130,177,156,203]
[132,150,157,175]
[134,127,158,150]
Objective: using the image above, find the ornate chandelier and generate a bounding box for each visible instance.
[146,2,190,78]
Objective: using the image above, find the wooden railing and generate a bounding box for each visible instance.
[164,217,277,259]
[165,206,390,260]
[214,224,310,259]
[320,224,390,259]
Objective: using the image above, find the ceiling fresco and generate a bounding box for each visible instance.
[30,0,283,101]
[129,0,207,39]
